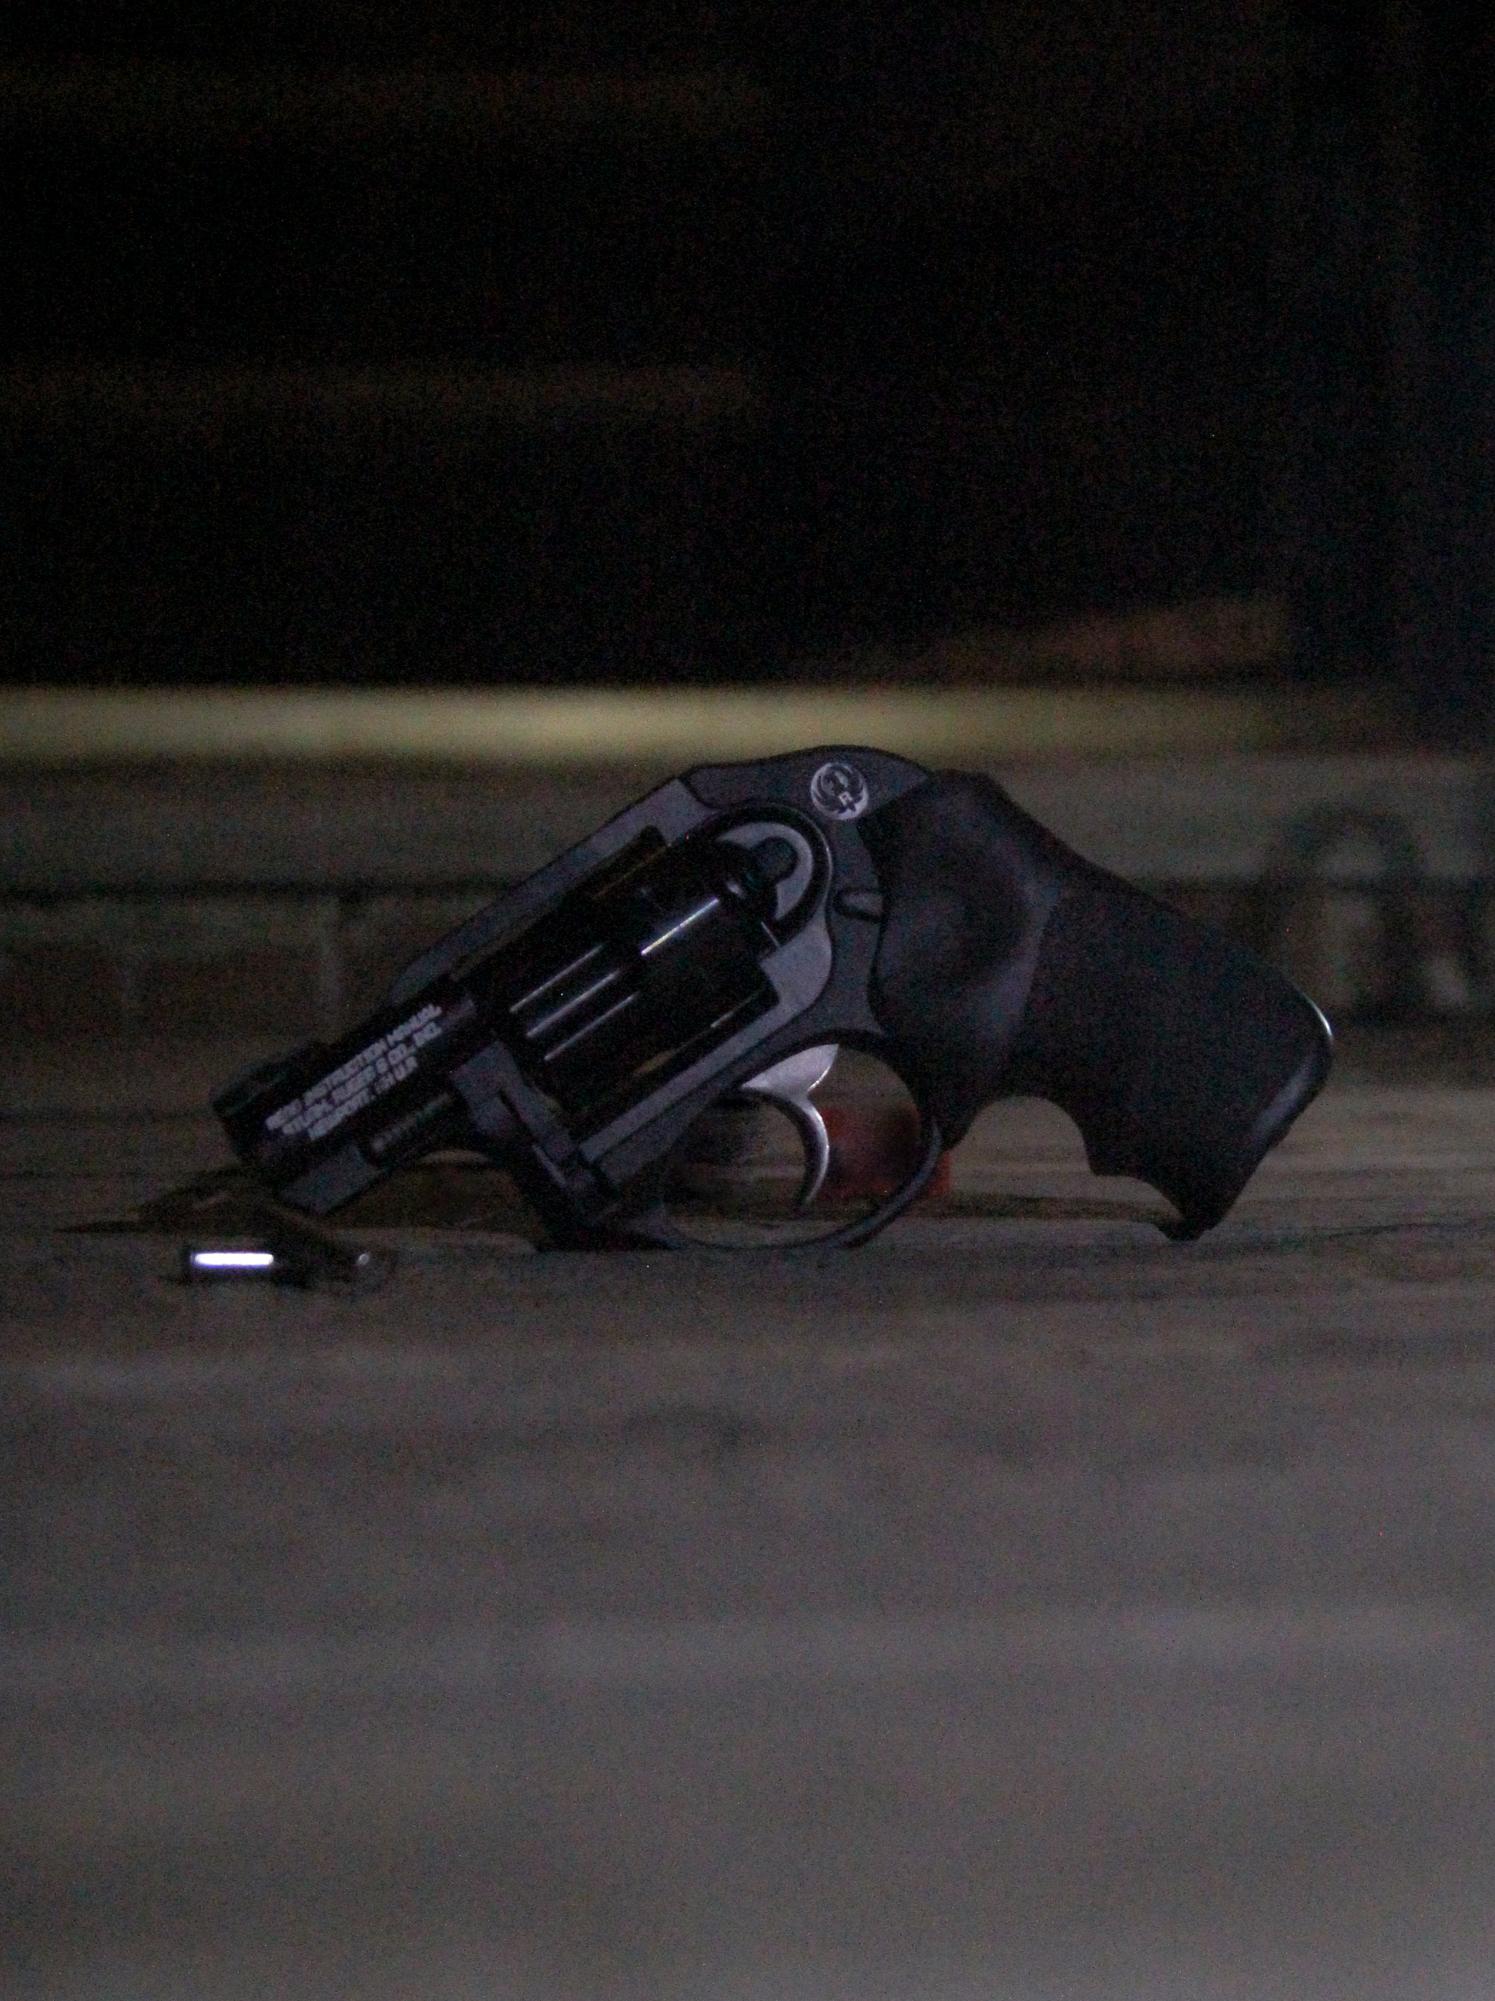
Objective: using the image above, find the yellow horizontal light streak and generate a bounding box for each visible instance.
[0,685,1384,767]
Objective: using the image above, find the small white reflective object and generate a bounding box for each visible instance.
[189,1249,277,1271]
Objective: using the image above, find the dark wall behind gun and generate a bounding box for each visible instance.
[1,3,1489,727]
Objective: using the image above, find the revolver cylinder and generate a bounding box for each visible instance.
[501,833,796,1121]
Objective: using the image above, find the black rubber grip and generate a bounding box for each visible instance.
[861,772,1332,1237]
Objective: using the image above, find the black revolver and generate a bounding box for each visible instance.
[213,747,1332,1249]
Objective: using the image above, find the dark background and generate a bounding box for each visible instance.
[2,1,1491,737]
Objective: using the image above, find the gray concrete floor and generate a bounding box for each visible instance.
[5,1036,1495,1999]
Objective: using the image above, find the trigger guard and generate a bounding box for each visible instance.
[603,1102,945,1254]
[808,1104,945,1249]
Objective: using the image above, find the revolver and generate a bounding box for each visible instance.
[213,747,1332,1249]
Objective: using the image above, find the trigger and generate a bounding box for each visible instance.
[739,1044,836,1211]
[738,1081,832,1211]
